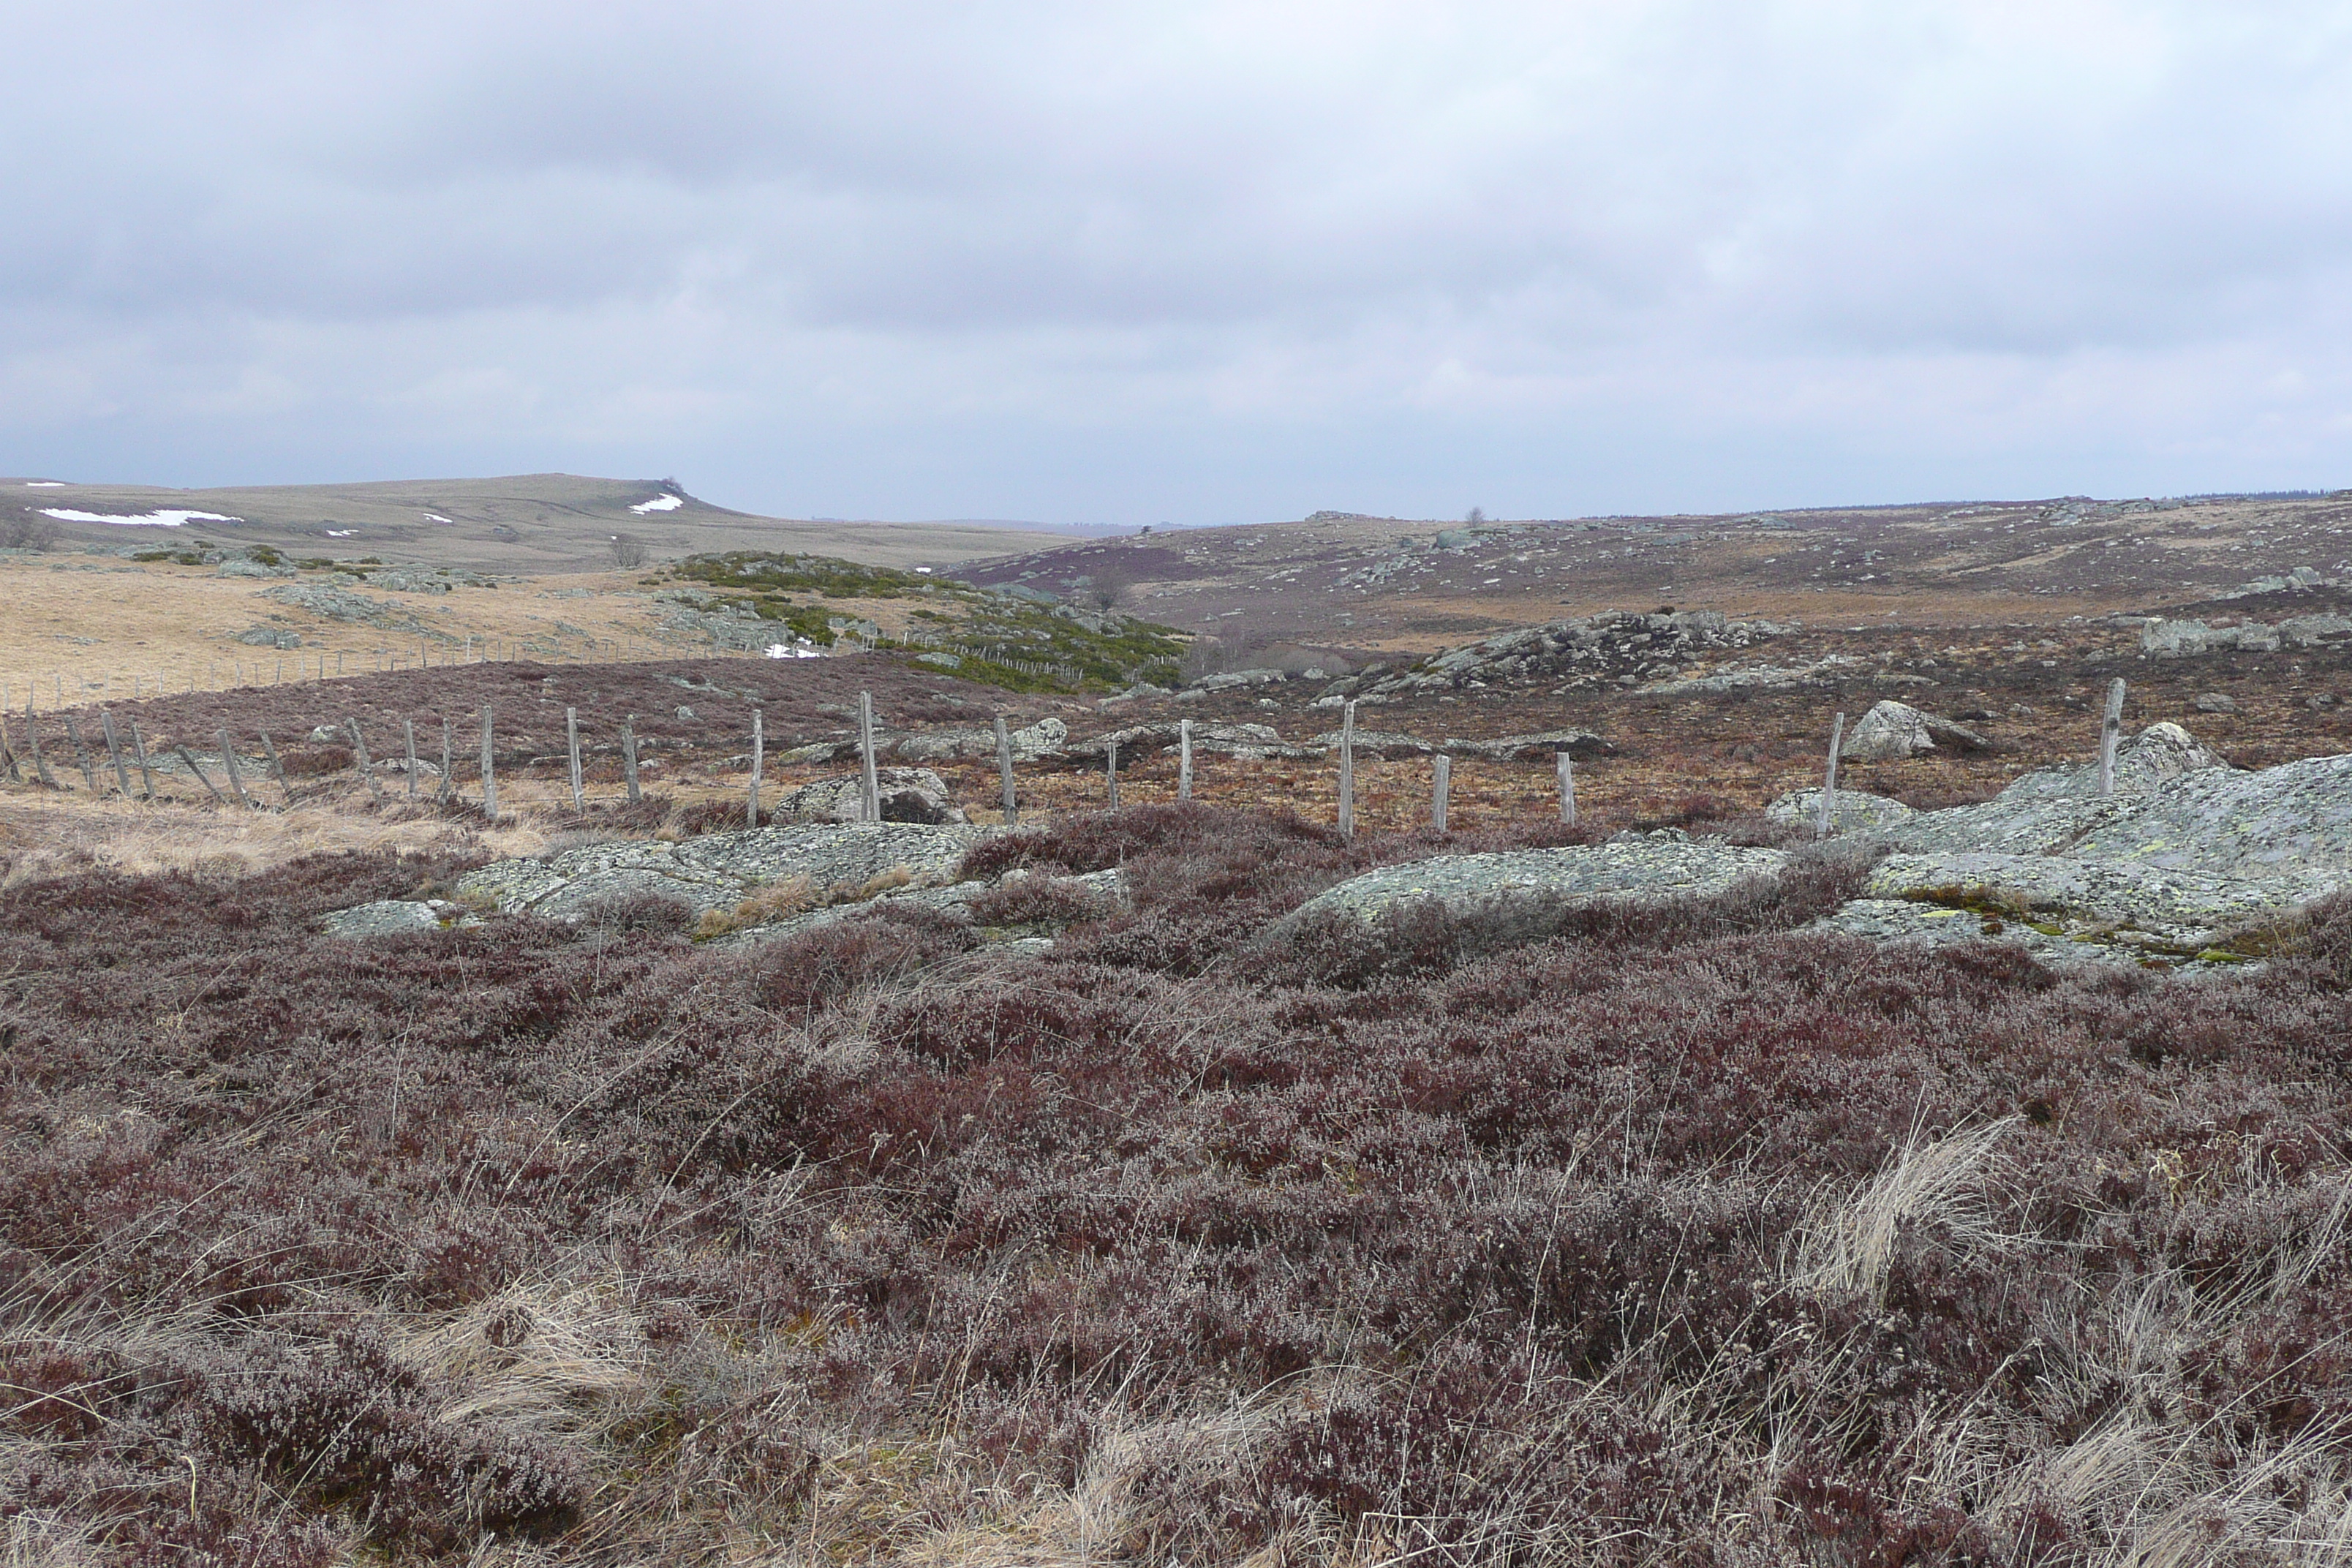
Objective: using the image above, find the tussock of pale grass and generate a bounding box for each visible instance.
[399,1280,648,1436]
[1791,1115,2024,1303]
[0,1509,97,1568]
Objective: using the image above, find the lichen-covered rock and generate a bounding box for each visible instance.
[1276,837,1787,932]
[775,767,967,824]
[1839,701,1987,761]
[1766,788,1916,834]
[454,821,997,921]
[1807,899,2252,976]
[725,866,1128,947]
[320,899,468,937]
[1862,851,2325,949]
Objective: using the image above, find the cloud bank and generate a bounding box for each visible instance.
[2,1,2348,521]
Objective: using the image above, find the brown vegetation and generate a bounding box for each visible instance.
[6,799,2352,1561]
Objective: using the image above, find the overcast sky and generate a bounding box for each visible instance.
[3,2,2348,524]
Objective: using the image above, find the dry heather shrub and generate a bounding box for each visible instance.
[692,874,816,938]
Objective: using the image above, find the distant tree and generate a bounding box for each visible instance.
[1465,507,1486,526]
[609,533,649,568]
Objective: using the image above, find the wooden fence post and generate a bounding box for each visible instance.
[66,717,101,794]
[2098,678,2127,799]
[1177,718,1193,802]
[621,717,640,804]
[479,707,497,819]
[994,716,1017,826]
[216,731,256,809]
[1432,754,1450,833]
[99,710,132,797]
[259,731,291,805]
[1338,701,1356,837]
[1817,712,1846,838]
[23,700,58,791]
[858,691,880,822]
[347,720,385,804]
[129,720,158,799]
[1557,751,1577,826]
[439,718,454,806]
[173,746,228,805]
[747,710,762,828]
[0,708,17,784]
[1106,739,1120,810]
[569,707,587,815]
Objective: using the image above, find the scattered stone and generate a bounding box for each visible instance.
[1445,729,1615,762]
[2194,691,2239,713]
[235,626,303,649]
[1177,668,1290,698]
[217,558,293,579]
[306,725,342,744]
[2141,614,2352,655]
[1361,610,1792,696]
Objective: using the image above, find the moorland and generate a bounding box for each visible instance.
[4,484,2352,1565]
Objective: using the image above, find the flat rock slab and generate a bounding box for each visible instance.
[1768,788,1916,834]
[1864,851,2322,949]
[456,822,998,921]
[724,867,1127,947]
[1283,839,1787,930]
[320,899,475,938]
[1809,900,2254,977]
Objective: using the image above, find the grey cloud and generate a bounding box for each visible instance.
[3,1,2349,520]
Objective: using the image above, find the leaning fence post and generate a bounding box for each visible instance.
[439,717,454,806]
[1557,751,1577,826]
[347,720,385,804]
[173,745,227,805]
[215,731,256,809]
[2098,678,2127,799]
[404,718,420,800]
[620,717,640,804]
[258,731,291,805]
[568,706,587,815]
[99,710,132,797]
[479,706,497,819]
[994,715,1017,826]
[1106,738,1120,810]
[1817,712,1846,838]
[66,717,101,794]
[23,700,59,791]
[1177,717,1193,802]
[857,691,880,822]
[1432,754,1450,833]
[1338,701,1357,837]
[129,720,158,799]
[747,710,762,828]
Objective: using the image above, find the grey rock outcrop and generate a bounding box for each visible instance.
[321,899,474,938]
[1766,788,1916,834]
[1839,701,1988,761]
[2140,614,2352,656]
[455,821,996,921]
[1277,837,1787,932]
[1348,610,1790,697]
[236,626,303,649]
[774,768,968,824]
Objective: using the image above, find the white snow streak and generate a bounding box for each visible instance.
[39,508,241,527]
[630,494,683,513]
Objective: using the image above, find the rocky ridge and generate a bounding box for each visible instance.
[1326,611,1795,701]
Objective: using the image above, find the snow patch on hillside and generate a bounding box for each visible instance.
[39,508,240,527]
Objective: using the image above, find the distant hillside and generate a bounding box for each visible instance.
[2,473,1070,573]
